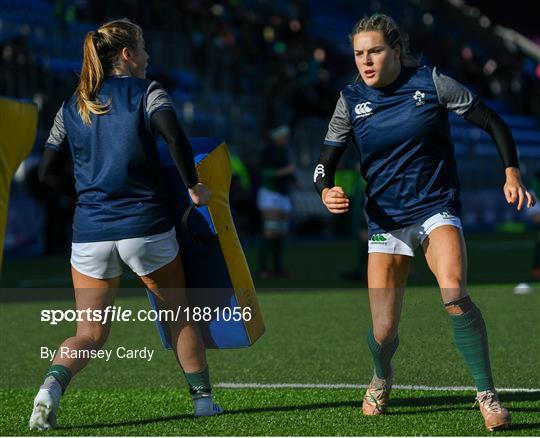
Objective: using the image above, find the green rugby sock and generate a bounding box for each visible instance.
[185,365,212,396]
[46,364,72,392]
[367,328,399,379]
[450,304,494,392]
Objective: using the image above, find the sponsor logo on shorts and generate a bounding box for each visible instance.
[370,234,387,244]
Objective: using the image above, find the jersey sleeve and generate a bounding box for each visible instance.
[146,81,175,118]
[45,103,67,151]
[324,93,352,147]
[432,67,478,116]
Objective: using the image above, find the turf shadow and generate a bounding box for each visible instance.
[56,393,540,431]
[391,391,540,409]
[57,400,358,431]
[57,413,194,431]
[506,422,540,432]
[220,400,357,415]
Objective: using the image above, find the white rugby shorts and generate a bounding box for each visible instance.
[368,212,462,256]
[71,227,179,279]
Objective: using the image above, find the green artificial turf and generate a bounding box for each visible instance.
[1,286,539,435]
[2,388,539,436]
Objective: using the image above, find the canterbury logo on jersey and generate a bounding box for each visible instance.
[354,102,373,118]
[313,164,325,182]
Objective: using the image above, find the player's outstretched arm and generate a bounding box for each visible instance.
[314,145,349,214]
[150,109,210,206]
[464,101,536,210]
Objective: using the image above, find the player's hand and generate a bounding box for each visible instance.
[322,186,349,214]
[188,183,211,206]
[503,167,536,210]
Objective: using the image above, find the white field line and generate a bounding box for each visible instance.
[216,382,540,393]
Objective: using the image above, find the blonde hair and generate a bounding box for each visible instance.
[76,18,143,125]
[349,14,418,67]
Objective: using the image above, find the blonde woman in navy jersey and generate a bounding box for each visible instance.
[29,19,222,430]
[314,14,536,431]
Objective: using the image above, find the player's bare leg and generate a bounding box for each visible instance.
[363,253,410,415]
[139,255,222,417]
[30,269,120,430]
[424,226,510,431]
[138,256,205,372]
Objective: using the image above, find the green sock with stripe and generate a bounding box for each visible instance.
[185,365,212,396]
[450,303,494,392]
[45,364,72,393]
[367,328,399,379]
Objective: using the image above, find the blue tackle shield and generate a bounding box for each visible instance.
[147,138,264,349]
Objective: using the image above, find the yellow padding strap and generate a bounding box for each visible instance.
[196,142,265,344]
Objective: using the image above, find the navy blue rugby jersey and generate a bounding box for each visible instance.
[324,65,477,235]
[45,76,175,243]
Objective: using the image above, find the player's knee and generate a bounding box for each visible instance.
[437,273,464,290]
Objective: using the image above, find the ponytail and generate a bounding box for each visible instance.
[75,19,142,125]
[76,31,111,125]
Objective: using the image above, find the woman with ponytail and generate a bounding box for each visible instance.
[30,19,222,430]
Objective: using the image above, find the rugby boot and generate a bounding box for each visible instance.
[475,390,511,431]
[362,370,393,415]
[29,379,62,430]
[193,393,224,417]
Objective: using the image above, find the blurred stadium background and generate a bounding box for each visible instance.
[1,0,540,286]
